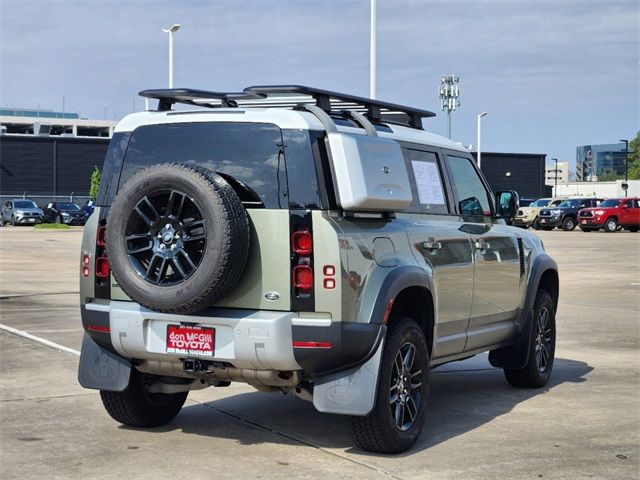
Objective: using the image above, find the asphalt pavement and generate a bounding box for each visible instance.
[0,225,638,479]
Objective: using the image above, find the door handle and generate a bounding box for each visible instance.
[474,240,490,253]
[422,238,442,254]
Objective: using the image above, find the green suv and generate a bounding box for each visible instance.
[78,86,559,453]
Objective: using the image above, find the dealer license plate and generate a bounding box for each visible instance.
[166,325,215,357]
[581,220,587,224]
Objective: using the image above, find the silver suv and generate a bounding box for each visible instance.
[78,86,559,453]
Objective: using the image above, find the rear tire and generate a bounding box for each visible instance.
[628,226,639,233]
[561,217,576,231]
[604,218,618,233]
[350,317,430,454]
[100,370,187,428]
[504,289,555,388]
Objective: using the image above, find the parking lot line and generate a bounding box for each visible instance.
[0,322,80,356]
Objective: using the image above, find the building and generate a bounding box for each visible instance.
[553,180,639,198]
[576,143,627,181]
[472,151,547,199]
[0,109,117,204]
[545,160,569,186]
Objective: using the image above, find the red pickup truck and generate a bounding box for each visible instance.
[578,197,640,232]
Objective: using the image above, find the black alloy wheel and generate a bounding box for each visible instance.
[125,189,206,286]
[389,342,424,432]
[534,305,553,374]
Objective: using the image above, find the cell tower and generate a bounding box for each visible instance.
[439,75,460,139]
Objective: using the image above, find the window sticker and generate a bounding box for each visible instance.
[411,160,445,205]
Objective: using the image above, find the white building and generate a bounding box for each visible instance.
[545,161,569,186]
[553,180,640,198]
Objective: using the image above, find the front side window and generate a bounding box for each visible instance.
[119,122,286,209]
[402,149,449,214]
[558,199,581,208]
[445,155,492,217]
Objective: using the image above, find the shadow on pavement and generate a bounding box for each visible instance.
[128,357,592,455]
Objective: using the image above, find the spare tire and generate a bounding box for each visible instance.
[107,163,250,314]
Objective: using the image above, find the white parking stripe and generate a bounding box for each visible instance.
[0,323,80,356]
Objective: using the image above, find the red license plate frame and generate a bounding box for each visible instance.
[166,324,215,357]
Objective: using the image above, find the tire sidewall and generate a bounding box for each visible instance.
[108,165,237,312]
[373,319,430,450]
[562,217,576,231]
[604,218,618,232]
[528,290,556,384]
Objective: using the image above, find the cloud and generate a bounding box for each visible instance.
[0,0,638,166]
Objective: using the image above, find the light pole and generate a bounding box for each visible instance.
[440,75,460,139]
[620,139,629,195]
[370,0,376,99]
[162,24,181,88]
[476,112,488,169]
[552,157,558,195]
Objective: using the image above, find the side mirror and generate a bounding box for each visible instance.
[495,190,519,219]
[621,204,628,209]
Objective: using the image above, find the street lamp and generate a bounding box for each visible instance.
[162,24,181,88]
[476,112,488,169]
[439,75,460,139]
[620,139,629,195]
[370,0,376,99]
[551,157,558,195]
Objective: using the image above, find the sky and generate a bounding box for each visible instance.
[1,0,638,169]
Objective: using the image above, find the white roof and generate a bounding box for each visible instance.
[114,108,468,153]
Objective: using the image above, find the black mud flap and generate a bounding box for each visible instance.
[78,333,132,391]
[489,310,533,369]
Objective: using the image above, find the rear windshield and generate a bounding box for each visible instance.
[118,122,287,209]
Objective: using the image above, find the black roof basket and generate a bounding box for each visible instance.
[139,85,435,130]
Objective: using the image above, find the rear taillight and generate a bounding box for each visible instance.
[293,265,313,290]
[96,226,107,246]
[95,257,110,278]
[82,255,90,277]
[291,227,313,299]
[292,230,313,255]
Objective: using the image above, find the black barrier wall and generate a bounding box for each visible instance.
[0,136,109,198]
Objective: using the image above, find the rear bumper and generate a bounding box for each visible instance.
[81,301,381,377]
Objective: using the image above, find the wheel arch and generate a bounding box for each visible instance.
[366,265,435,355]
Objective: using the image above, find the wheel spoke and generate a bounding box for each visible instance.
[177,250,197,272]
[145,254,161,279]
[134,196,160,226]
[127,242,153,255]
[402,344,415,370]
[394,402,403,428]
[155,258,168,285]
[394,353,403,378]
[406,396,418,422]
[171,257,188,279]
[183,232,206,242]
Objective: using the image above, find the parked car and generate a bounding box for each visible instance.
[42,202,88,225]
[512,198,563,229]
[77,85,558,454]
[0,199,44,225]
[578,198,640,232]
[538,197,602,231]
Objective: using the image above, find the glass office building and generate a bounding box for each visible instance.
[576,143,627,181]
[0,108,79,119]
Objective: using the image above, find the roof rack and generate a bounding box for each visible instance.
[139,85,435,130]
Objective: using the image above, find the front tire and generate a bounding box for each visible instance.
[561,217,576,231]
[504,289,556,388]
[350,318,430,454]
[100,370,188,428]
[604,218,618,233]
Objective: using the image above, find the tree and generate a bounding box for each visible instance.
[627,131,640,180]
[89,166,101,200]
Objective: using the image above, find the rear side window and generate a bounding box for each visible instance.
[402,149,449,214]
[118,122,287,209]
[445,155,492,217]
